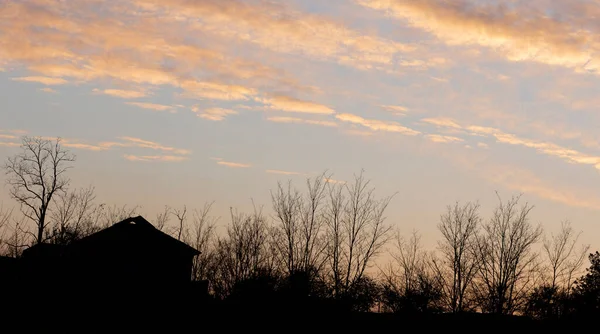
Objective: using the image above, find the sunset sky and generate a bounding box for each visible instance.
[2,0,600,250]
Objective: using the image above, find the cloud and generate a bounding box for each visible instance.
[217,161,252,168]
[0,142,20,147]
[486,165,600,211]
[421,118,462,130]
[61,141,109,152]
[426,134,464,144]
[336,113,420,135]
[358,0,598,72]
[193,107,238,121]
[0,1,303,106]
[422,117,600,170]
[133,0,432,72]
[180,81,257,101]
[0,134,17,140]
[266,169,304,176]
[267,116,338,128]
[118,137,191,155]
[12,76,67,85]
[123,154,188,162]
[260,96,335,115]
[477,142,489,149]
[380,105,408,116]
[324,177,346,184]
[94,88,148,99]
[126,102,173,112]
[40,87,57,94]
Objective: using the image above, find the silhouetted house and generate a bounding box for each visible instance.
[13,216,205,302]
[64,216,200,286]
[0,255,18,286]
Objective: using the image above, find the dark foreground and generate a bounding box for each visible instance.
[4,288,593,332]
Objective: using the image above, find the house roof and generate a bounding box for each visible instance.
[72,216,200,257]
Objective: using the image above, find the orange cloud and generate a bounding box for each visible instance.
[267,116,338,128]
[192,107,238,121]
[0,134,17,140]
[40,87,57,94]
[126,102,173,112]
[260,96,335,115]
[180,81,257,101]
[124,154,188,162]
[133,0,429,72]
[336,113,420,135]
[380,105,408,116]
[426,134,464,144]
[217,161,252,168]
[423,117,600,169]
[359,0,598,71]
[12,76,67,85]
[0,1,301,104]
[118,137,191,155]
[266,169,304,176]
[94,88,148,99]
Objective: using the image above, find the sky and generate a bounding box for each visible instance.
[1,0,600,251]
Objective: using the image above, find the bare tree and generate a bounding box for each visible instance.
[46,186,100,245]
[211,205,277,299]
[182,202,218,282]
[95,204,139,228]
[473,194,543,315]
[381,230,441,313]
[271,172,329,278]
[154,205,171,232]
[432,201,481,313]
[4,137,75,244]
[3,216,30,257]
[0,204,13,255]
[325,171,393,297]
[542,221,589,293]
[172,205,188,241]
[391,231,428,293]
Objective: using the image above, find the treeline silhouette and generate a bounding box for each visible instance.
[1,136,599,328]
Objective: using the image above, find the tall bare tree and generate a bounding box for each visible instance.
[432,201,481,313]
[182,202,218,282]
[47,186,100,245]
[325,171,393,297]
[172,205,188,241]
[542,221,589,293]
[0,204,13,255]
[212,206,277,298]
[95,204,139,228]
[4,137,75,244]
[154,205,171,232]
[473,194,543,314]
[381,230,442,313]
[3,217,29,257]
[271,172,329,278]
[391,231,429,293]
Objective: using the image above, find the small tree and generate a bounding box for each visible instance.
[46,186,100,245]
[573,251,600,316]
[381,231,442,314]
[211,206,277,299]
[0,204,13,255]
[183,202,218,282]
[473,194,543,315]
[433,201,480,313]
[271,172,329,283]
[325,171,393,298]
[543,221,589,293]
[4,137,75,244]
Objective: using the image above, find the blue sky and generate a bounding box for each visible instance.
[2,0,600,250]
